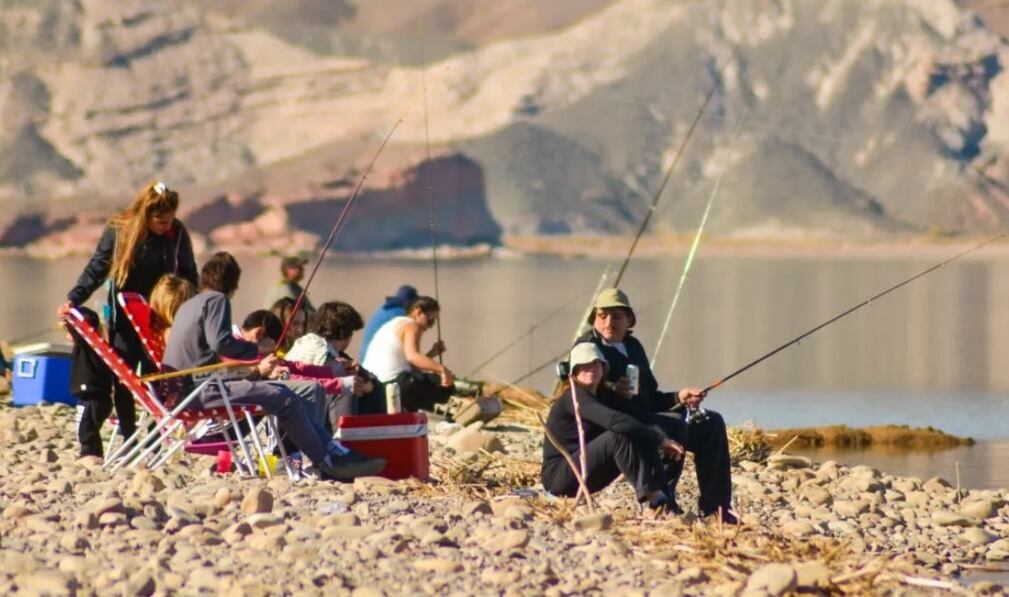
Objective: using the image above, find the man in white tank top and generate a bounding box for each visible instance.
[361,296,455,412]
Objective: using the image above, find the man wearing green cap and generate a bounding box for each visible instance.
[264,255,315,314]
[572,288,735,522]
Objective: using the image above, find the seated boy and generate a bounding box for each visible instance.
[238,309,367,428]
[163,251,383,480]
[285,301,385,415]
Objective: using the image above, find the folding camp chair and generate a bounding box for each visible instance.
[117,292,289,467]
[62,307,292,479]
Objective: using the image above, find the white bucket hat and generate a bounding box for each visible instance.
[568,342,608,372]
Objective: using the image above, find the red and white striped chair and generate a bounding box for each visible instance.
[63,307,290,478]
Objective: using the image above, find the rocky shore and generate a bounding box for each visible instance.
[0,400,1007,596]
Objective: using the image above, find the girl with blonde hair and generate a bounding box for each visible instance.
[58,181,198,444]
[149,274,196,343]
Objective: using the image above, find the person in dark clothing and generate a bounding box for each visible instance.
[57,181,198,444]
[542,342,683,510]
[67,307,115,458]
[359,285,418,361]
[163,252,384,480]
[571,288,735,522]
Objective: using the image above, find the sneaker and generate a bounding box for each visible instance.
[316,450,386,481]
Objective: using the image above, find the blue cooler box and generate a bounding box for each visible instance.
[12,343,75,407]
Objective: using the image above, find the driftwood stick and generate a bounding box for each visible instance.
[771,434,800,457]
[537,413,595,513]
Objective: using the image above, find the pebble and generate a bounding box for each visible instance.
[800,486,832,506]
[447,429,505,454]
[487,529,530,553]
[414,558,463,573]
[573,512,613,532]
[766,455,812,470]
[962,528,997,545]
[961,499,1000,520]
[241,488,274,514]
[321,525,374,540]
[833,500,868,518]
[783,520,816,537]
[932,511,979,527]
[745,563,797,596]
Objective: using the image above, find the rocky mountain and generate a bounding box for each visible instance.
[2,0,1009,254]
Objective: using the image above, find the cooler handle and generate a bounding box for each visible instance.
[17,358,37,379]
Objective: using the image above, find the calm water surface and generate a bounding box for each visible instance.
[2,252,1008,487]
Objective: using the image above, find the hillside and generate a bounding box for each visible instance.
[2,0,1009,253]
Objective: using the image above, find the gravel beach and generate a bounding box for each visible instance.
[1,399,1007,596]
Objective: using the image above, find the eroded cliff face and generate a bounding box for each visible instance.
[5,154,500,257]
[2,0,1009,252]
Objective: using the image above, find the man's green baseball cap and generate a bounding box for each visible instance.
[588,288,636,327]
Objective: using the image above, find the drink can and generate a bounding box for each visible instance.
[385,382,402,414]
[626,364,640,396]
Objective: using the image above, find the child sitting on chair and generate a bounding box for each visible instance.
[285,301,386,415]
[237,309,362,430]
[149,274,196,345]
[66,307,115,459]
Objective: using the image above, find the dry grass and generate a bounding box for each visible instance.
[766,424,974,450]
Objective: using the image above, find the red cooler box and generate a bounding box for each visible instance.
[336,413,429,480]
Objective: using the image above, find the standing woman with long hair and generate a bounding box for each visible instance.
[58,181,198,446]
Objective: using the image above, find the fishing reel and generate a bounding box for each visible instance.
[686,407,710,425]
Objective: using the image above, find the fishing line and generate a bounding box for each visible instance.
[420,17,445,364]
[276,119,403,349]
[699,234,1007,395]
[651,112,747,367]
[612,49,739,288]
[466,276,606,378]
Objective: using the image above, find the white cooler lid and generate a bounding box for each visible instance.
[13,342,72,356]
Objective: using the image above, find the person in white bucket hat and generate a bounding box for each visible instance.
[572,287,735,523]
[541,342,684,512]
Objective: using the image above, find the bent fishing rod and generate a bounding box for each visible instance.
[276,119,403,349]
[697,234,1007,396]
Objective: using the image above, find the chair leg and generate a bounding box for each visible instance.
[121,420,183,472]
[244,411,271,479]
[216,380,256,478]
[269,417,297,480]
[105,426,146,472]
[105,423,120,461]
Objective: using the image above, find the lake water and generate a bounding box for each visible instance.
[2,251,1008,488]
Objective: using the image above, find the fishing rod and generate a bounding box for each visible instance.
[612,49,738,288]
[276,119,403,349]
[419,18,444,365]
[698,234,1007,395]
[467,270,610,378]
[651,112,747,367]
